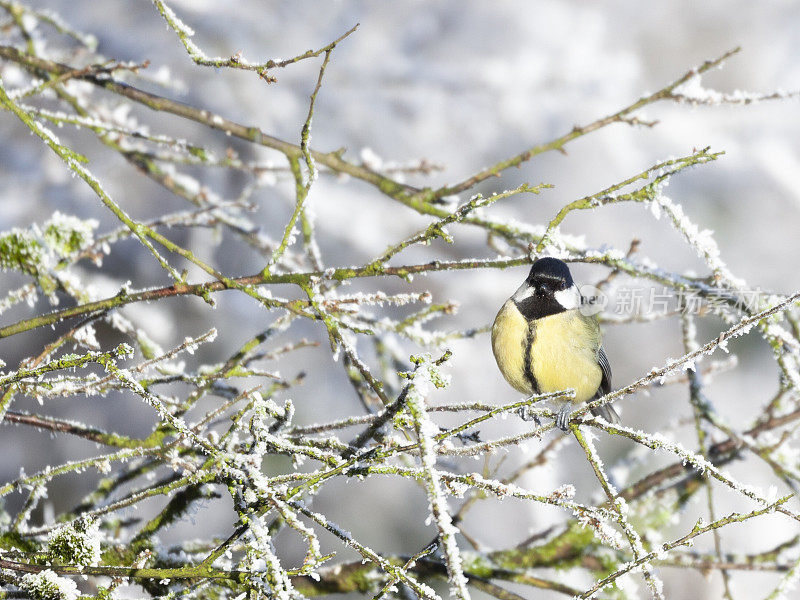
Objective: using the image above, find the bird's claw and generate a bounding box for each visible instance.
[556,405,573,433]
[517,404,542,427]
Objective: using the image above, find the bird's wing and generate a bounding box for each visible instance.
[597,346,612,396]
[591,346,620,424]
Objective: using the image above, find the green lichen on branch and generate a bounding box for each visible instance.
[0,5,798,600]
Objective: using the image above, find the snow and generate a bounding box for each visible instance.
[46,518,102,567]
[404,355,470,599]
[651,194,745,287]
[674,72,799,105]
[2,3,800,600]
[360,147,383,170]
[19,570,79,600]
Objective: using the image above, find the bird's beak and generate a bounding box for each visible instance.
[512,281,534,302]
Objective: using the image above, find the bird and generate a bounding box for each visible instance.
[491,257,620,432]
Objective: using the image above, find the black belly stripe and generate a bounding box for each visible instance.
[523,322,539,394]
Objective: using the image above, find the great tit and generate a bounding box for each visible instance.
[491,257,620,432]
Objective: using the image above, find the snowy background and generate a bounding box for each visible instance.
[1,1,800,598]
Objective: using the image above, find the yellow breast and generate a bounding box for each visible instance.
[492,300,602,402]
[530,311,602,403]
[491,300,533,394]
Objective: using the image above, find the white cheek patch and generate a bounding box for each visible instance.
[512,282,534,302]
[554,285,582,310]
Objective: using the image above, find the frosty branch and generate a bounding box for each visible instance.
[1,4,799,600]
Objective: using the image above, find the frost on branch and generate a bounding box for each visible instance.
[46,518,102,567]
[405,353,470,600]
[19,570,79,600]
[1,7,799,600]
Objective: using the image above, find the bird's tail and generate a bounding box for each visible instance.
[590,403,620,424]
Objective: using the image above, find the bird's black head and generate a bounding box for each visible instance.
[513,257,580,320]
[527,257,574,289]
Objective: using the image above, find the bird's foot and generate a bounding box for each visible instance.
[555,404,573,433]
[517,403,542,427]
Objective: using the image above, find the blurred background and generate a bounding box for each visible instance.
[1,1,800,597]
